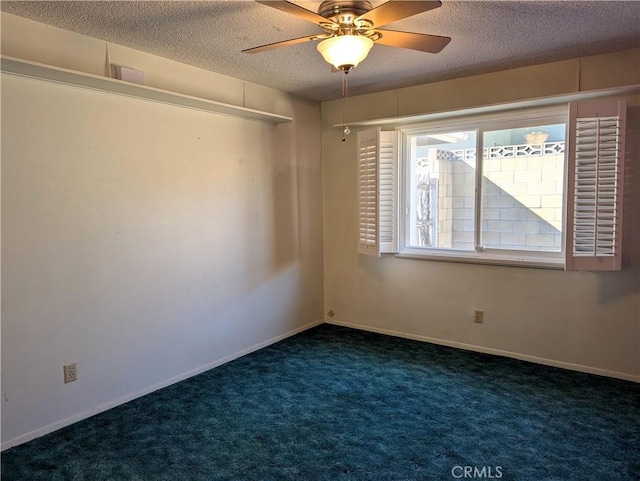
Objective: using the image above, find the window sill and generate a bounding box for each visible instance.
[395,248,564,270]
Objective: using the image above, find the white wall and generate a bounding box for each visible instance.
[322,49,640,381]
[1,15,323,448]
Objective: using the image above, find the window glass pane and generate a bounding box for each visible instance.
[408,130,477,249]
[481,123,565,252]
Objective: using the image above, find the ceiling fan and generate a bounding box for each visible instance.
[242,0,451,72]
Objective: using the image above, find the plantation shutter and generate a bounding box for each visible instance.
[357,128,378,255]
[379,130,399,253]
[566,99,626,271]
[357,128,399,256]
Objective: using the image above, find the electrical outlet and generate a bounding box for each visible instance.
[63,363,77,384]
[474,310,484,323]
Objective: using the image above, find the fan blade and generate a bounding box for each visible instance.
[242,34,329,54]
[256,0,334,26]
[356,1,442,28]
[375,29,451,54]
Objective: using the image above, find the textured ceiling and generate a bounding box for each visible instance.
[2,1,639,101]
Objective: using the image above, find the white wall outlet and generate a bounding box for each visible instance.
[63,363,77,384]
[474,310,484,323]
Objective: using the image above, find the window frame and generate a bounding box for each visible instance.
[397,105,569,269]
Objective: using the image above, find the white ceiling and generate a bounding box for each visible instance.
[2,1,639,101]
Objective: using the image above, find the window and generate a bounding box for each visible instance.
[406,129,478,250]
[357,99,626,270]
[403,108,567,266]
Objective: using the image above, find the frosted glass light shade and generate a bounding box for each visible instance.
[317,35,374,70]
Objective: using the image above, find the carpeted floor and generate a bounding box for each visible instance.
[2,324,639,480]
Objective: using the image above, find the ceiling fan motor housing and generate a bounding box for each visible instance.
[318,1,373,30]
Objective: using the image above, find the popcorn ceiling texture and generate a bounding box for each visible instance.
[2,1,639,101]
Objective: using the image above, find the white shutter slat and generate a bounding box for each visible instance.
[566,99,626,271]
[378,130,399,253]
[356,128,399,256]
[357,128,380,255]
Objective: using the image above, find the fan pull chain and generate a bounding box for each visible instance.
[342,72,351,142]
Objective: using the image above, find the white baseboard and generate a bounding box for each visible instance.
[326,319,640,383]
[1,319,324,451]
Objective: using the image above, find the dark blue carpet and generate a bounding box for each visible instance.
[2,324,639,480]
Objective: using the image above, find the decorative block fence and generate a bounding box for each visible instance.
[416,142,565,251]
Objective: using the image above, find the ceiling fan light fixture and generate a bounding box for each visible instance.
[317,35,373,71]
